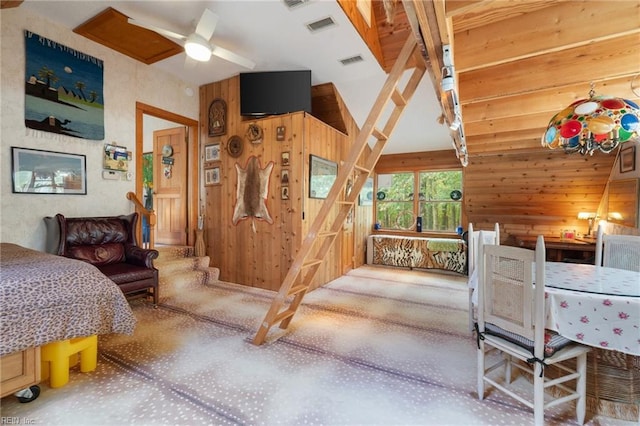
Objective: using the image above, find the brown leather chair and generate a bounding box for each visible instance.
[49,213,159,305]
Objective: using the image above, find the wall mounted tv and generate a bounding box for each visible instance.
[240,70,311,117]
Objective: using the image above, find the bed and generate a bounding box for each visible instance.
[0,243,137,397]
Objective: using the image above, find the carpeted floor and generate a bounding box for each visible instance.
[1,266,633,425]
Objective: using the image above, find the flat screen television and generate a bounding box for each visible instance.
[240,70,311,116]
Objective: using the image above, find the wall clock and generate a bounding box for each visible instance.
[162,144,173,157]
[227,135,243,158]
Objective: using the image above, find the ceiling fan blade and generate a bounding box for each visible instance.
[210,44,256,69]
[194,9,218,42]
[127,18,188,42]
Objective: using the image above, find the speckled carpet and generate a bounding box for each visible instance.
[1,266,633,425]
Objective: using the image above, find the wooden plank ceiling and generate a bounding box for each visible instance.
[421,0,640,157]
[347,0,639,158]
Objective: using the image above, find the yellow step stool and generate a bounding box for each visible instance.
[40,335,97,388]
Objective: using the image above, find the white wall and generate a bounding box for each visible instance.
[0,7,199,250]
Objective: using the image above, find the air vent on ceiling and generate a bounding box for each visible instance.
[339,55,364,66]
[306,16,336,33]
[283,0,309,9]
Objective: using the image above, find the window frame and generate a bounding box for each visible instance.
[374,168,462,235]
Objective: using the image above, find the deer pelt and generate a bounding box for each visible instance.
[232,156,274,226]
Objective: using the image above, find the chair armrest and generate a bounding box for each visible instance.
[124,245,159,268]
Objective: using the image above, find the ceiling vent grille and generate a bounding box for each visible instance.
[306,16,336,32]
[283,0,309,9]
[339,55,364,66]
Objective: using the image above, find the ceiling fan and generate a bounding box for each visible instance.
[128,8,256,69]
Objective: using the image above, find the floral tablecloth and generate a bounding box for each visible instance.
[544,262,640,356]
[470,261,640,355]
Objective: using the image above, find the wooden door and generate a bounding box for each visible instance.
[153,126,188,245]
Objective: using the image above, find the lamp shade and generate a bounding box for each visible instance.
[542,95,640,155]
[184,34,211,62]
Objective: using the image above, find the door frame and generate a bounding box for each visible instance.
[135,102,199,246]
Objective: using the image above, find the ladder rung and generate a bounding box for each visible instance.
[302,259,323,268]
[273,309,296,324]
[288,285,308,296]
[354,164,370,173]
[337,200,354,205]
[391,88,407,107]
[318,231,339,238]
[371,127,388,141]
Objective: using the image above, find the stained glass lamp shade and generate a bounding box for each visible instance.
[542,92,640,155]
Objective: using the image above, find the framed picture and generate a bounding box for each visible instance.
[281,169,290,185]
[208,98,226,137]
[281,186,290,200]
[11,147,86,194]
[620,145,636,173]
[276,126,286,141]
[281,151,290,166]
[205,143,221,164]
[204,166,221,186]
[309,154,337,199]
[359,177,374,206]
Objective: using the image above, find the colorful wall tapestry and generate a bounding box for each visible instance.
[24,30,104,140]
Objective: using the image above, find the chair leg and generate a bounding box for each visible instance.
[576,353,587,425]
[468,288,474,332]
[533,362,545,426]
[505,353,512,383]
[477,342,485,400]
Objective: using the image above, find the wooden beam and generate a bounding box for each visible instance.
[462,76,640,122]
[452,0,569,33]
[459,34,640,102]
[455,1,639,72]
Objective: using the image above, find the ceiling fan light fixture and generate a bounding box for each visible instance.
[185,34,211,62]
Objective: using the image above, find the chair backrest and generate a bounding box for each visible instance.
[595,221,640,271]
[602,234,640,272]
[477,235,546,353]
[468,223,500,276]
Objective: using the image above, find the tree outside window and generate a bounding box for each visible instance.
[375,170,462,232]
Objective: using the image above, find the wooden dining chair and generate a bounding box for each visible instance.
[467,223,500,332]
[476,235,591,426]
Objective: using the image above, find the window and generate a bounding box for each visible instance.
[376,170,462,232]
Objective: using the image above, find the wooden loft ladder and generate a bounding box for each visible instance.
[252,35,426,345]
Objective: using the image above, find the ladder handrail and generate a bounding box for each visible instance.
[126,191,156,249]
[252,35,425,345]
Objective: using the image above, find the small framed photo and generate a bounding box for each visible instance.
[620,145,636,173]
[281,151,290,166]
[276,126,286,141]
[204,166,221,186]
[205,143,221,163]
[281,169,290,185]
[11,147,87,194]
[281,186,290,200]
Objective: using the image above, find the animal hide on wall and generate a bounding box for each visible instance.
[232,156,274,229]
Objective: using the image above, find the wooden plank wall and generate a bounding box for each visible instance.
[374,148,625,243]
[200,77,373,291]
[464,151,616,240]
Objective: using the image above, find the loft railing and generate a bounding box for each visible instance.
[126,191,156,249]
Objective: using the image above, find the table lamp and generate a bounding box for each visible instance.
[577,212,597,237]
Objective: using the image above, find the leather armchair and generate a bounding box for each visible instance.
[48,213,159,305]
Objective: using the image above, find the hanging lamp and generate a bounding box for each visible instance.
[541,83,640,155]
